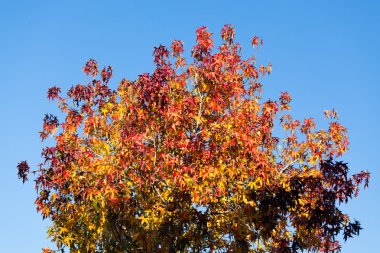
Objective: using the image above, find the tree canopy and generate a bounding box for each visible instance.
[18,25,370,253]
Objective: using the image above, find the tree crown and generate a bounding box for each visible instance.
[18,25,370,253]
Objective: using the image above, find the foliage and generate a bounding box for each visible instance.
[18,25,370,253]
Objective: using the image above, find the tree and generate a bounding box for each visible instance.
[18,25,370,253]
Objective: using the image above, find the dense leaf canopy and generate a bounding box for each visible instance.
[18,25,369,253]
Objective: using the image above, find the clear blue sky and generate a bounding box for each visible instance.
[1,1,379,252]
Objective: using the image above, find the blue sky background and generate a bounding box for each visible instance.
[1,1,379,252]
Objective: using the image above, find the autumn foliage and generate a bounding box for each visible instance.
[18,25,369,252]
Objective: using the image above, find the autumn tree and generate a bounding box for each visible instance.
[18,25,369,253]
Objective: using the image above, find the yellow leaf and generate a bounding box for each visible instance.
[138,215,149,227]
